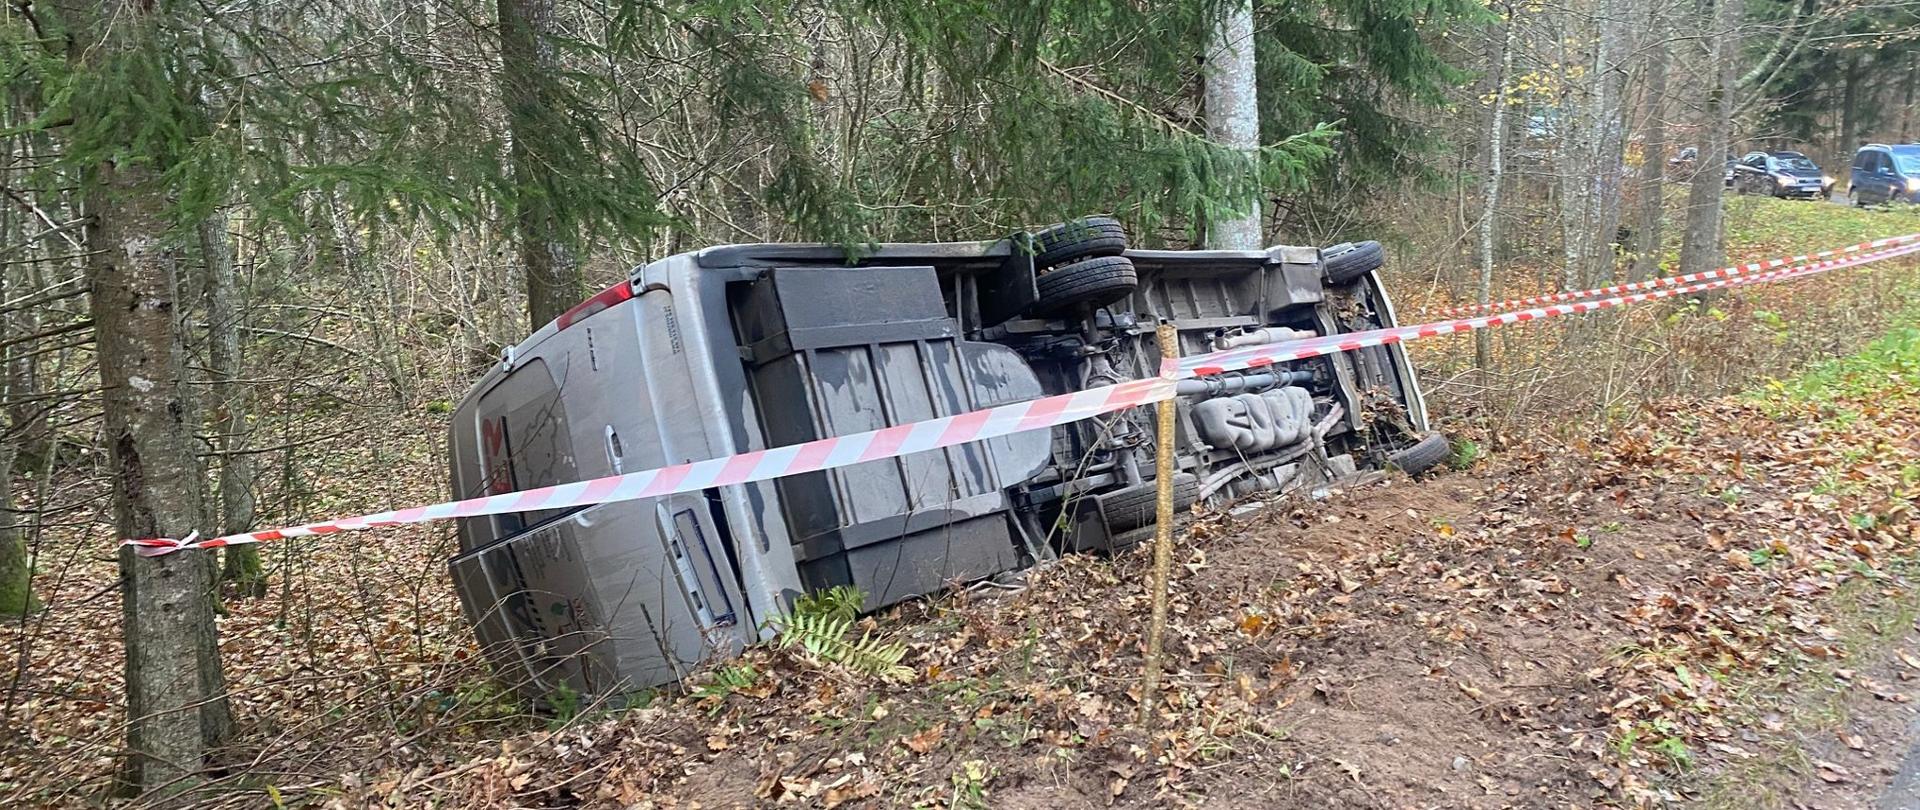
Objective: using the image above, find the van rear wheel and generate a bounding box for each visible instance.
[1031,255,1138,316]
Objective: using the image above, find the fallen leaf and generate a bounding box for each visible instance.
[902,725,945,754]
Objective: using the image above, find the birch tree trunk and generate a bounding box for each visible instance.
[59,0,233,790]
[498,0,581,328]
[1631,15,1671,282]
[200,215,263,597]
[1678,0,1739,276]
[1478,11,1519,376]
[1203,0,1262,250]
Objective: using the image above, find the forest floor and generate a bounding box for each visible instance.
[5,197,1920,808]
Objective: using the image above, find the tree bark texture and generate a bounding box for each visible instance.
[1631,14,1671,282]
[1203,0,1262,250]
[498,0,581,329]
[1679,0,1739,276]
[1478,12,1519,376]
[92,162,232,792]
[199,215,263,597]
[0,147,33,616]
[1837,55,1862,184]
[1561,0,1633,288]
[61,0,233,791]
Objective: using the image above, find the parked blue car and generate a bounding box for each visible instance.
[1848,144,1920,205]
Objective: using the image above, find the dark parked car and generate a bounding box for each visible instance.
[445,219,1439,699]
[1732,151,1833,199]
[1849,144,1920,206]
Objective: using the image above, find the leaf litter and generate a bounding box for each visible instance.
[4,322,1920,808]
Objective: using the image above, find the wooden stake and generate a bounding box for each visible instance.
[1138,320,1179,725]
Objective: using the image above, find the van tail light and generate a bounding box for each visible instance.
[556,283,636,331]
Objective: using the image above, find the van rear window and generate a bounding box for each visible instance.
[474,358,578,538]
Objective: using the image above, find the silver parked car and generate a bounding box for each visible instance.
[446,219,1439,699]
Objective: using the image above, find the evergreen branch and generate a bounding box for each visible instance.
[1039,57,1196,137]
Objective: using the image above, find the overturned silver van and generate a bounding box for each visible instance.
[447,219,1438,698]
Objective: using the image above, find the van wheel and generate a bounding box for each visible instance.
[1031,255,1138,316]
[1849,187,1862,207]
[1028,216,1128,270]
[1099,473,1201,532]
[1322,240,1385,286]
[1386,433,1451,476]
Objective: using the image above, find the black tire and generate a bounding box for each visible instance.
[1387,433,1451,476]
[1029,216,1127,270]
[1100,473,1201,532]
[1322,240,1385,286]
[1031,255,1138,316]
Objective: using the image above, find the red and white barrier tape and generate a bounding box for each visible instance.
[124,238,1920,556]
[1425,232,1920,318]
[1186,240,1920,376]
[126,376,1176,556]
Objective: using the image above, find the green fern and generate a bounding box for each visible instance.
[770,598,914,683]
[792,585,864,624]
[691,663,761,715]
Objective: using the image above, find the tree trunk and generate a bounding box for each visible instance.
[1902,59,1916,143]
[1561,0,1632,288]
[0,128,33,616]
[61,0,232,791]
[1631,16,1671,282]
[0,435,27,615]
[1678,0,1738,276]
[498,0,581,329]
[1837,55,1862,182]
[199,215,263,598]
[1477,11,1519,377]
[93,168,232,793]
[5,102,47,470]
[1202,0,1262,250]
[1588,0,1633,283]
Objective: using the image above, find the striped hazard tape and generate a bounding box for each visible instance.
[124,238,1920,556]
[1184,240,1920,377]
[1425,232,1920,318]
[126,376,1177,556]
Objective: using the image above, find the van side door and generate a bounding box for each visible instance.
[1873,153,1899,203]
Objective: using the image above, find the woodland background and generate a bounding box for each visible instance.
[3,0,1920,805]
